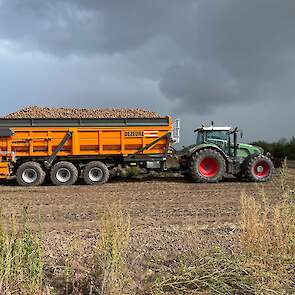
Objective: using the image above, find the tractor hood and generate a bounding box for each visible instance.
[238,143,264,155]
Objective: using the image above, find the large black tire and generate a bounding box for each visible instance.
[83,161,109,185]
[16,162,46,186]
[246,155,274,182]
[189,149,226,183]
[50,161,78,186]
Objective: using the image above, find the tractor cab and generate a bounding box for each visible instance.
[195,126,238,157]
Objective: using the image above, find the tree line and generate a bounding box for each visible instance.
[252,138,295,160]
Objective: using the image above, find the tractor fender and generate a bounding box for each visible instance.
[188,144,228,162]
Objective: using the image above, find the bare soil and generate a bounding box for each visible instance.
[0,171,293,292]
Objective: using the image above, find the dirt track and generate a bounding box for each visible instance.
[0,172,292,292]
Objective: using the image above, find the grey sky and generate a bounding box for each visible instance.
[0,0,294,144]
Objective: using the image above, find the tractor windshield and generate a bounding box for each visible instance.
[206,131,228,142]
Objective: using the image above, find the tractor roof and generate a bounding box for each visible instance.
[196,126,232,132]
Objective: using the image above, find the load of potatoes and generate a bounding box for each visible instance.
[4,106,161,119]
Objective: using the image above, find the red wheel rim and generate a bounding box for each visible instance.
[199,157,219,178]
[253,161,270,178]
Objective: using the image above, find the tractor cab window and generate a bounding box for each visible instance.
[206,131,228,142]
[197,130,230,153]
[196,131,205,144]
[207,131,229,153]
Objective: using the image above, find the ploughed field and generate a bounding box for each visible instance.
[1,170,293,290]
[0,175,262,240]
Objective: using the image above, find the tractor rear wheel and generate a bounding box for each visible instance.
[50,161,78,186]
[189,149,226,183]
[83,161,109,185]
[246,155,274,182]
[16,162,46,186]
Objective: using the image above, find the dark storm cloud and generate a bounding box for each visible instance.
[159,61,239,113]
[0,0,295,120]
[159,0,295,113]
[0,0,192,55]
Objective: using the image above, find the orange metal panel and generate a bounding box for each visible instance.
[0,162,9,178]
[0,117,172,160]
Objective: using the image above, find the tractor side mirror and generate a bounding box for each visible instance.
[240,130,243,139]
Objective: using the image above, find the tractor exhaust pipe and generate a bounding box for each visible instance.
[234,128,238,157]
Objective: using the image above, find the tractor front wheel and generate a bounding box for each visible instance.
[246,155,274,182]
[189,149,226,183]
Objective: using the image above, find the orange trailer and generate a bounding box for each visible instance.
[0,117,173,186]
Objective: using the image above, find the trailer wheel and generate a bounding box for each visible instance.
[16,162,46,186]
[50,161,78,186]
[246,155,274,182]
[189,149,226,183]
[83,161,109,185]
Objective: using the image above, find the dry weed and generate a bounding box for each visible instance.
[94,201,132,295]
[239,162,295,293]
[0,207,44,295]
[150,163,295,294]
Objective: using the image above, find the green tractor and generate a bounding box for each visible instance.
[177,125,274,183]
